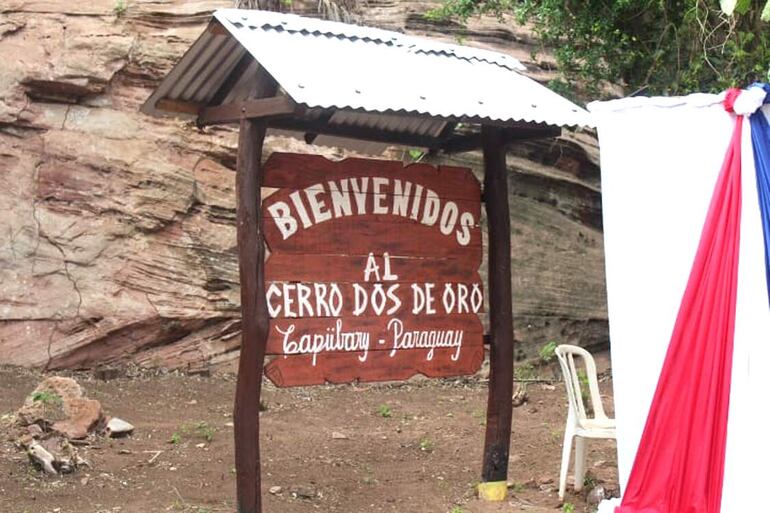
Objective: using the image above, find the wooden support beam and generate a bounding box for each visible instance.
[480,126,515,495]
[198,96,298,126]
[233,117,270,513]
[155,98,201,116]
[442,126,561,154]
[271,115,559,153]
[302,111,337,144]
[209,52,255,106]
[269,117,444,149]
[209,20,229,36]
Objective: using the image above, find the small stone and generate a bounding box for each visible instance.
[224,422,234,428]
[512,387,528,407]
[26,424,44,438]
[593,459,607,468]
[195,443,206,448]
[186,399,198,405]
[587,485,606,505]
[269,485,283,495]
[537,475,553,485]
[27,441,57,474]
[106,417,134,437]
[51,396,103,439]
[118,449,132,455]
[291,485,317,499]
[331,431,348,440]
[169,466,177,471]
[80,476,90,485]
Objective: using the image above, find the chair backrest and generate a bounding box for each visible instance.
[554,344,609,423]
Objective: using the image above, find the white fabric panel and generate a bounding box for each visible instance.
[588,95,735,491]
[721,109,770,513]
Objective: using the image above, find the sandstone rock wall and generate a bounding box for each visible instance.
[0,0,606,372]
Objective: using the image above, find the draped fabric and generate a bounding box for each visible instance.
[748,98,770,305]
[615,119,743,513]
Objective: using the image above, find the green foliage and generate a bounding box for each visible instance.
[514,362,535,380]
[377,404,393,418]
[31,391,62,406]
[114,0,127,17]
[419,437,434,452]
[450,506,465,513]
[539,340,557,363]
[429,0,770,99]
[407,148,424,161]
[191,421,216,442]
[583,471,598,490]
[562,502,575,513]
[171,421,217,444]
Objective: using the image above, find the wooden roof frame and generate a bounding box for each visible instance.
[150,21,561,155]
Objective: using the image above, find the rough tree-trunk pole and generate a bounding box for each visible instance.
[479,125,515,501]
[233,117,270,513]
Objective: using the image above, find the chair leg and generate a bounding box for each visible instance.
[574,436,586,493]
[558,426,573,500]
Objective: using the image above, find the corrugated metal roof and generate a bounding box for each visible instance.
[142,9,591,134]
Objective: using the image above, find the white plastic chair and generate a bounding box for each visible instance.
[555,344,616,499]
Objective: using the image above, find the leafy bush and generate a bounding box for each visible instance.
[428,0,770,100]
[114,0,127,17]
[31,391,62,406]
[539,341,557,363]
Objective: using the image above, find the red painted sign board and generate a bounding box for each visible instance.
[261,153,484,386]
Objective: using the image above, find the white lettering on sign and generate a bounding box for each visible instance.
[266,177,476,245]
[411,284,437,315]
[363,253,399,282]
[277,319,371,366]
[273,317,466,367]
[387,318,464,362]
[267,282,344,318]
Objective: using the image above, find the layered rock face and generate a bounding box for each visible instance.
[0,0,606,372]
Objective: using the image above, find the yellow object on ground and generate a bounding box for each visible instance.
[477,481,507,501]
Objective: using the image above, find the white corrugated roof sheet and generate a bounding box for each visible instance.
[142,9,591,131]
[217,9,588,127]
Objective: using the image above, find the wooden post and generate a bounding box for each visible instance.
[479,125,515,501]
[233,117,270,513]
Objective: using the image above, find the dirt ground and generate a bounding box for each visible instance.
[0,354,617,513]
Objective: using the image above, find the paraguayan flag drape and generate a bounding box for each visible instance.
[588,85,770,513]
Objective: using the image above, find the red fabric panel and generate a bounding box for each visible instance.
[616,119,743,513]
[723,88,742,113]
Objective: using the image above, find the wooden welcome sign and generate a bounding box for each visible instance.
[260,153,485,386]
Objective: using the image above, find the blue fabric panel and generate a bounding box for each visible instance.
[748,88,770,305]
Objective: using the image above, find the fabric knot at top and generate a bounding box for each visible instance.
[724,84,770,115]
